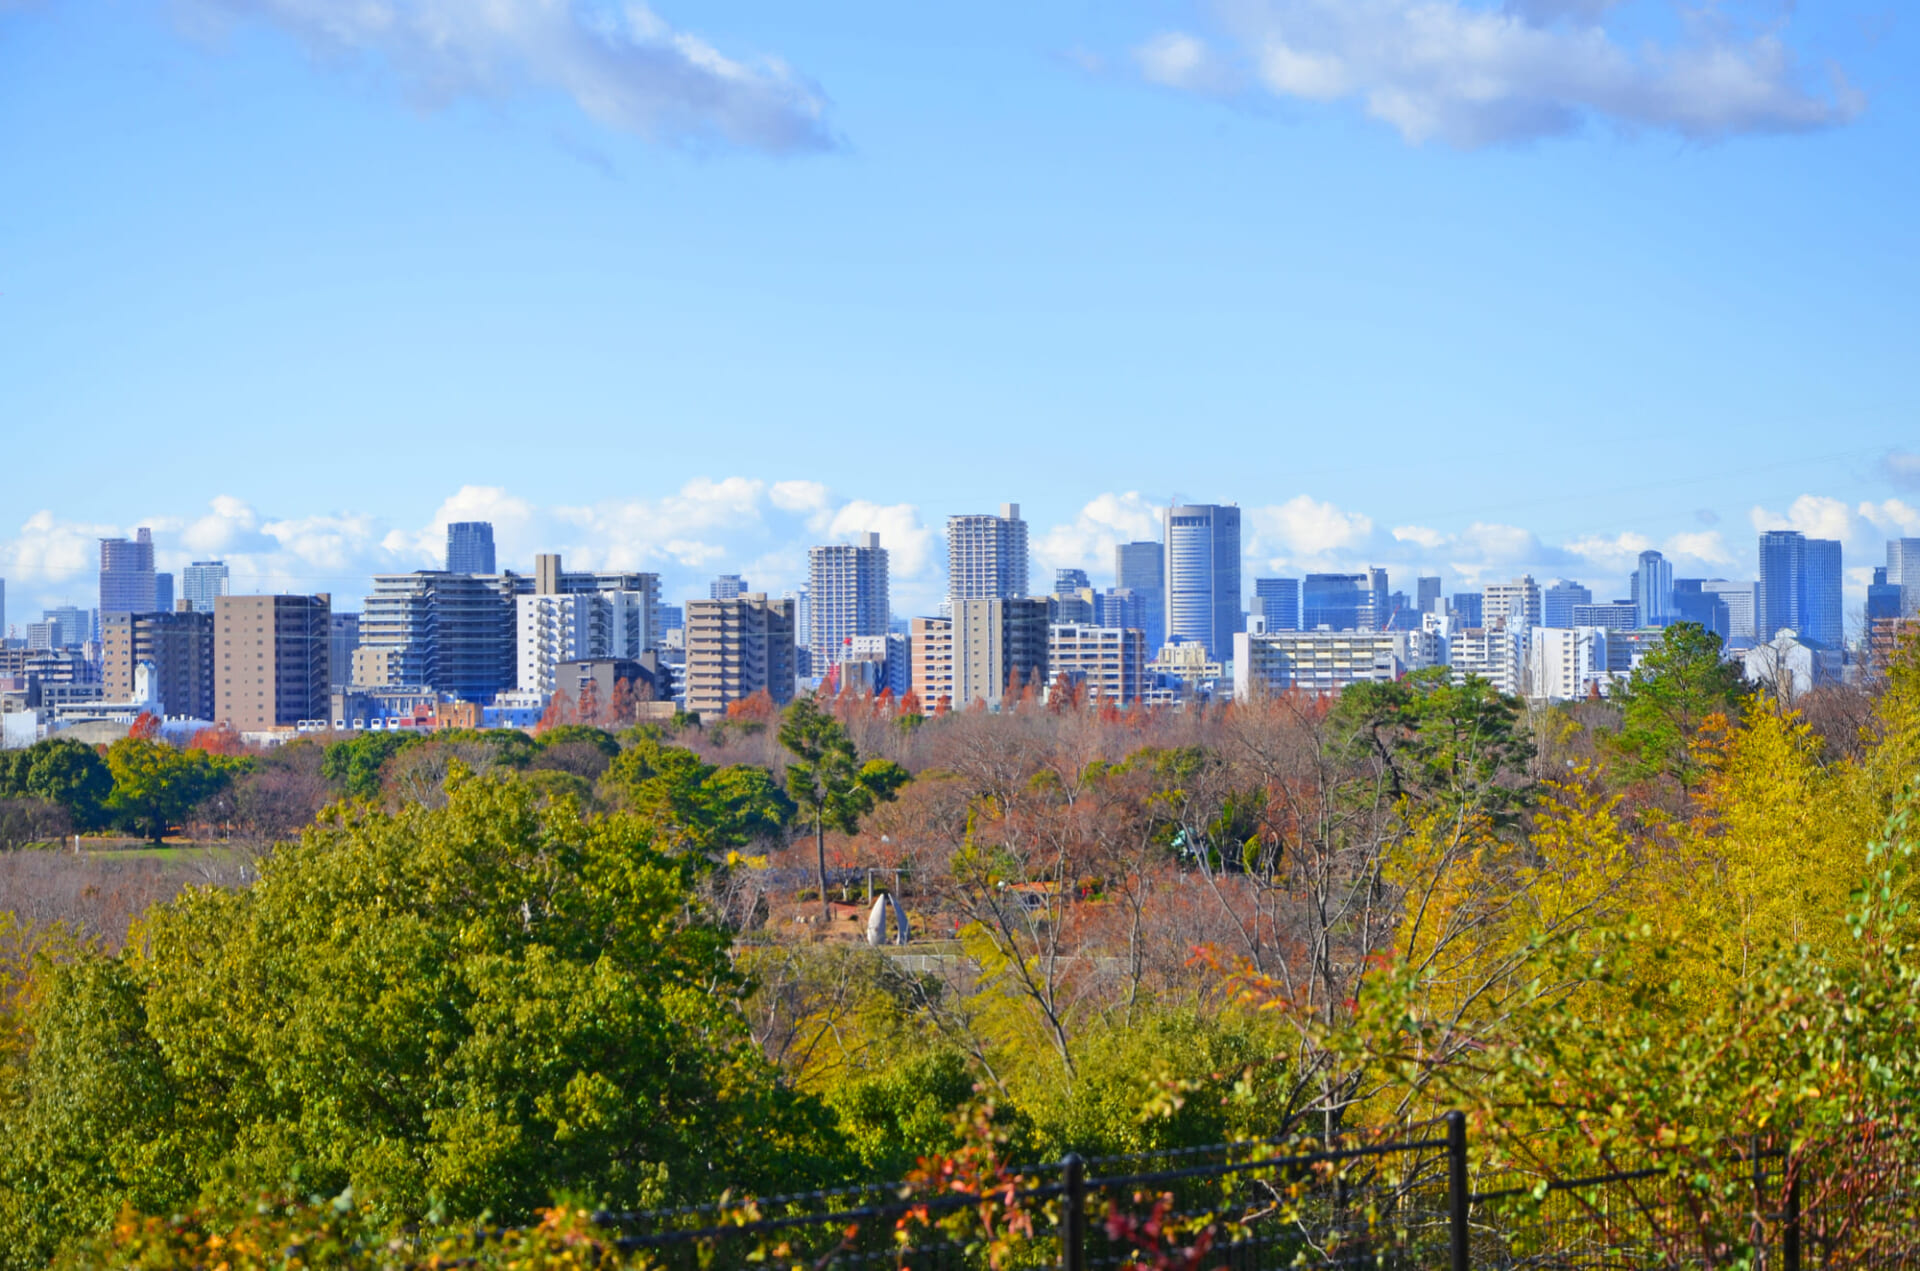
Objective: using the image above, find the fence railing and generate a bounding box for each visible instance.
[587,1115,1916,1271]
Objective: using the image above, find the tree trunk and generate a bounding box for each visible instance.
[817,818,830,922]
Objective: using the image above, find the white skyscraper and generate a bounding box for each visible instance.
[1165,504,1241,660]
[947,504,1028,602]
[809,534,890,670]
[183,561,230,614]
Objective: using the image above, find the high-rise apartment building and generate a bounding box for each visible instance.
[183,561,230,614]
[1572,601,1640,631]
[1303,574,1369,631]
[517,591,652,694]
[1254,578,1300,632]
[954,598,1049,708]
[445,522,497,575]
[1115,540,1167,653]
[710,574,750,601]
[1542,580,1593,629]
[1165,504,1241,659]
[1049,624,1146,706]
[102,611,216,720]
[99,528,157,616]
[215,594,331,731]
[1448,626,1528,696]
[948,504,1029,602]
[1757,531,1843,648]
[1527,628,1611,702]
[809,533,890,670]
[1483,577,1543,632]
[1233,628,1441,697]
[359,571,529,700]
[682,594,796,718]
[910,617,954,709]
[1632,551,1674,627]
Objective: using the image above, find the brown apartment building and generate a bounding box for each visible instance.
[215,594,331,732]
[101,609,216,720]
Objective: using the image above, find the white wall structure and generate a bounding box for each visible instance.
[516,592,650,695]
[1527,627,1613,702]
[1234,628,1441,698]
[1448,626,1529,696]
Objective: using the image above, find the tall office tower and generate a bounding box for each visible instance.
[1483,576,1543,632]
[517,591,652,694]
[1303,574,1368,631]
[1868,568,1905,624]
[1889,539,1920,617]
[948,503,1029,602]
[1451,592,1485,628]
[1415,576,1443,615]
[1702,580,1757,642]
[809,533,890,670]
[329,613,360,689]
[1165,504,1241,658]
[1802,538,1843,649]
[1632,551,1674,627]
[99,528,157,616]
[682,593,796,717]
[1542,580,1593,629]
[1253,578,1300,632]
[1365,568,1390,629]
[183,561,230,614]
[1055,567,1091,593]
[445,522,497,575]
[1115,540,1167,653]
[37,606,90,648]
[710,574,750,601]
[1672,580,1731,640]
[360,571,529,699]
[953,598,1049,707]
[1098,587,1149,636]
[102,611,215,720]
[215,594,331,731]
[1757,531,1843,648]
[910,616,955,708]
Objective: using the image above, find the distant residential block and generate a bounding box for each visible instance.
[215,594,330,732]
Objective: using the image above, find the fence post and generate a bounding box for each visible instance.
[1783,1157,1801,1271]
[1447,1111,1470,1271]
[1062,1154,1087,1271]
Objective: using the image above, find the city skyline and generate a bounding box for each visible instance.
[3,479,1917,633]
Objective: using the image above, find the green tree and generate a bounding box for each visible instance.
[319,732,421,800]
[779,697,910,919]
[602,736,791,856]
[1,740,113,831]
[102,739,239,843]
[1607,621,1747,791]
[1336,669,1534,822]
[0,773,847,1267]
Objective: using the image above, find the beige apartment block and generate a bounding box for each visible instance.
[215,593,331,732]
[101,610,215,720]
[682,593,796,718]
[910,616,954,709]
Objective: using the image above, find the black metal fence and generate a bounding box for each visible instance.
[589,1116,1915,1271]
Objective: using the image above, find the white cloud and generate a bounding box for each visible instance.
[1859,499,1920,538]
[1134,31,1239,94]
[1663,530,1733,567]
[1034,493,1162,580]
[1141,0,1859,148]
[1565,531,1654,574]
[1248,496,1374,566]
[822,501,937,579]
[770,480,831,514]
[1393,525,1448,550]
[1749,494,1852,542]
[184,0,834,153]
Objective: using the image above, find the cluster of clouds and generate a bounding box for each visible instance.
[178,0,833,153]
[11,469,1915,626]
[1131,0,1861,147]
[3,0,1861,155]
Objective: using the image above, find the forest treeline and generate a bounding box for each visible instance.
[5,622,1920,1267]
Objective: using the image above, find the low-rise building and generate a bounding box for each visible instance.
[1233,626,1441,698]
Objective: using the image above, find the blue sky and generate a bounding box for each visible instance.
[2,0,1916,623]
